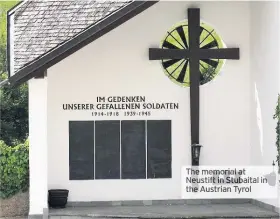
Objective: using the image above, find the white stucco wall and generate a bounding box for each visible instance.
[250,1,280,209]
[28,78,48,215]
[45,1,251,202]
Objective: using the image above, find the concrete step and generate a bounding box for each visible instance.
[48,203,279,219]
[48,216,279,219]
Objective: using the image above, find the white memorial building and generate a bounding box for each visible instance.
[5,0,280,217]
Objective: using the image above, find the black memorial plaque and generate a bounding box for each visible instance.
[95,120,120,179]
[121,120,146,179]
[69,121,94,180]
[147,120,172,178]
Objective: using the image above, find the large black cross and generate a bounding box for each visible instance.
[149,8,240,164]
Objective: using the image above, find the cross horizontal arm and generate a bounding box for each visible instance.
[149,48,189,60]
[199,48,240,60]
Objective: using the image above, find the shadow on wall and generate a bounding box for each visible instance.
[249,2,280,209]
[251,81,280,208]
[250,1,279,170]
[251,83,263,165]
[251,82,278,167]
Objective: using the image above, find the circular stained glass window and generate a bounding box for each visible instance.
[160,20,226,87]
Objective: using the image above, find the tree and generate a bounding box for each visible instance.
[0,1,28,146]
[274,94,280,171]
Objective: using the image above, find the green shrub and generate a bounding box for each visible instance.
[274,94,280,171]
[0,139,29,199]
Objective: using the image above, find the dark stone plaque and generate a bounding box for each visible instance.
[95,120,120,179]
[121,120,146,179]
[69,121,94,180]
[147,120,172,178]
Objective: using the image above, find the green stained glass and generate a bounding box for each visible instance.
[159,20,226,87]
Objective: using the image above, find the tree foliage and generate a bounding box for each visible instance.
[0,1,28,146]
[0,139,29,199]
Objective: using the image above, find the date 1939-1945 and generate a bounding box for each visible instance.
[124,111,151,116]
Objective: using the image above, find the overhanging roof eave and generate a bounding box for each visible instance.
[8,1,158,87]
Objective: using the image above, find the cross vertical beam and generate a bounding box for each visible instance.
[188,8,200,145]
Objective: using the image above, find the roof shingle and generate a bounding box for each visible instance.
[13,0,132,73]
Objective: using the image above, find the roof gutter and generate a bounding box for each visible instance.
[6,1,25,79]
[7,5,11,78]
[0,79,10,88]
